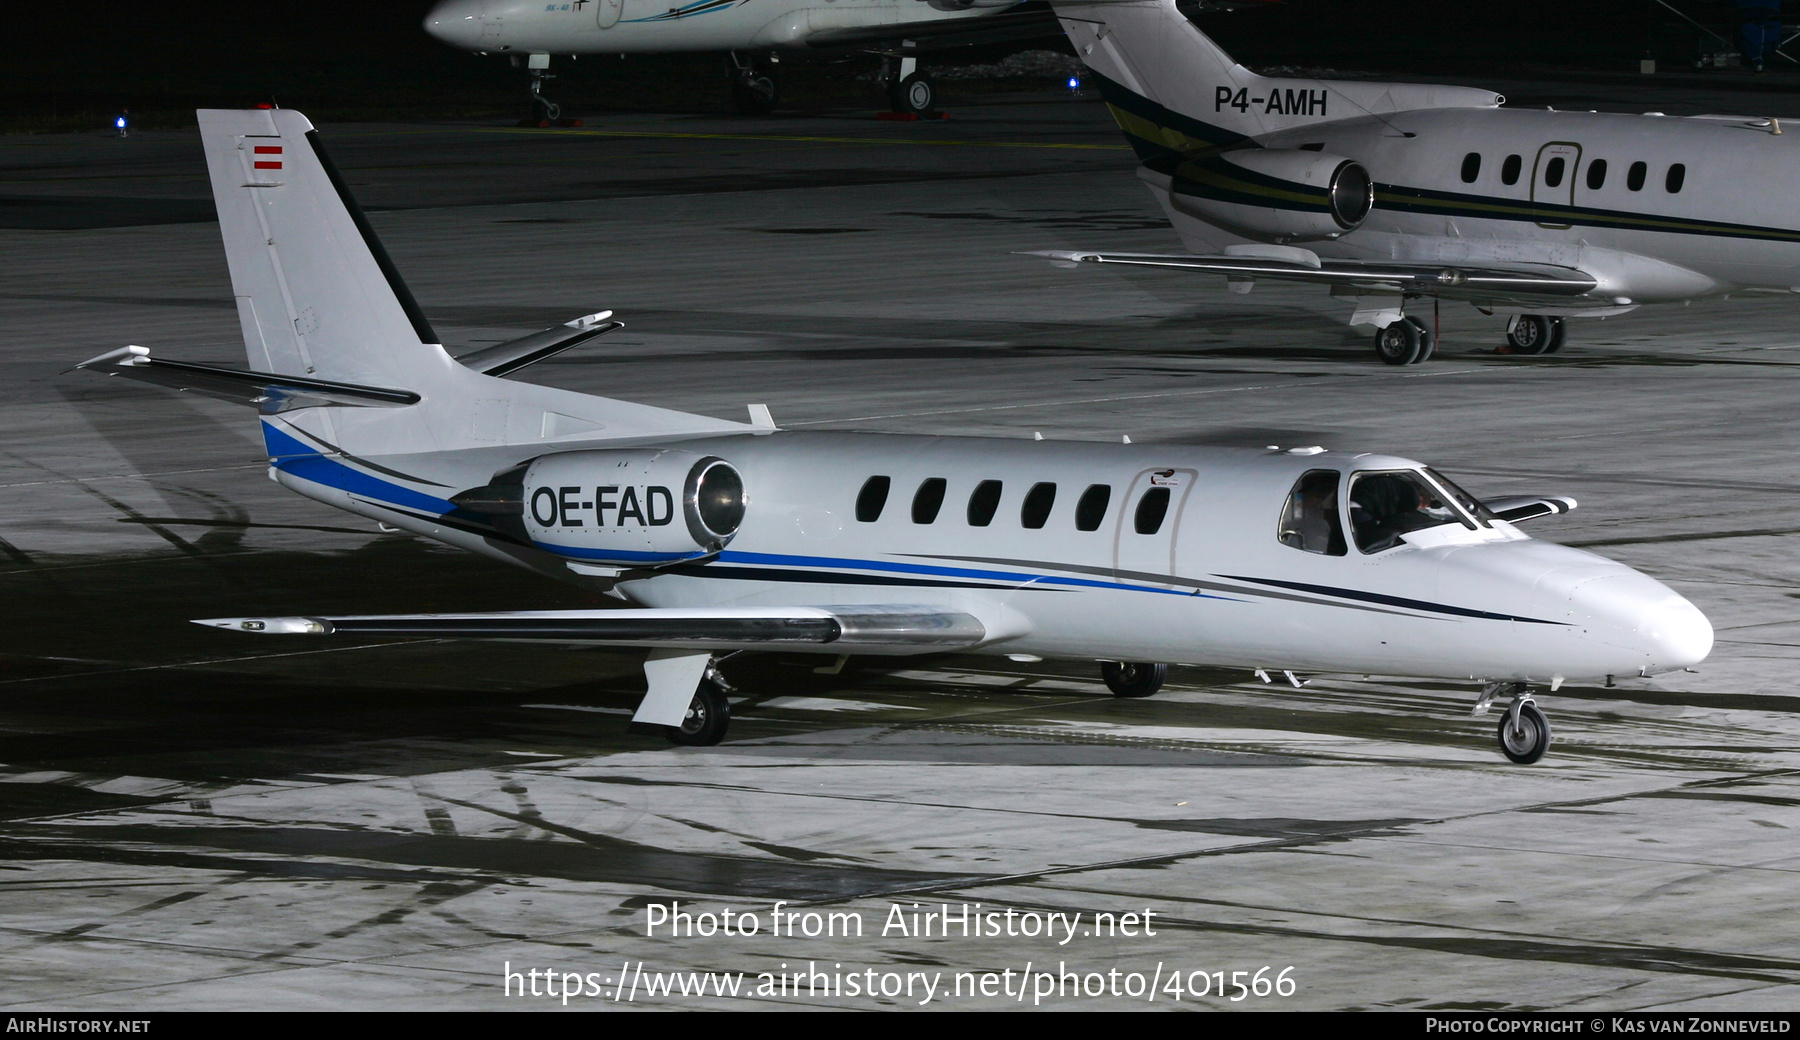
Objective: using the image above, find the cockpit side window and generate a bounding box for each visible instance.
[1278,470,1346,556]
[1348,470,1475,553]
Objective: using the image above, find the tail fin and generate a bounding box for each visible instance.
[199,109,442,388]
[1050,1,1501,159]
[195,109,748,456]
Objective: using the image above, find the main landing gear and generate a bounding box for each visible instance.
[1502,314,1566,355]
[728,53,780,115]
[1474,681,1552,764]
[1102,661,1167,698]
[666,667,733,746]
[1373,315,1437,366]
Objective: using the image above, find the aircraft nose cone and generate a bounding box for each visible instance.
[1566,572,1713,674]
[424,0,486,49]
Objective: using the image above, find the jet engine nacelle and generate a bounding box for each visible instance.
[483,448,746,566]
[1168,149,1373,243]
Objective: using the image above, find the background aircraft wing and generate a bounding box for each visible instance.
[194,605,991,655]
[1025,250,1610,307]
[804,9,1062,52]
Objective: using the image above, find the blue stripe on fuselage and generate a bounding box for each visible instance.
[262,421,457,515]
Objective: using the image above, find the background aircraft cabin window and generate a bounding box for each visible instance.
[912,478,947,524]
[1543,156,1565,188]
[1278,470,1345,556]
[1020,482,1057,529]
[1586,158,1607,190]
[1133,487,1171,535]
[1460,152,1481,183]
[1501,154,1522,185]
[967,480,1002,526]
[1627,161,1647,191]
[1074,484,1112,531]
[855,476,891,523]
[1666,163,1686,193]
[1348,471,1475,554]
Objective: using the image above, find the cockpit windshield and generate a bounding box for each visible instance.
[1348,470,1476,553]
[1423,468,1497,525]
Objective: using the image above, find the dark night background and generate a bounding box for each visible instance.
[0,1,1780,131]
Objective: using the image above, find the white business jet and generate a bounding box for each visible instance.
[422,0,1047,118]
[1028,0,1800,363]
[74,109,1712,763]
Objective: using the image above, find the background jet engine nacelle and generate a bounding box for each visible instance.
[515,449,746,566]
[1167,149,1374,243]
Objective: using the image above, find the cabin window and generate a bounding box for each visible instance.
[1627,160,1647,191]
[967,480,1002,526]
[1543,156,1565,188]
[1586,158,1607,190]
[1020,482,1057,529]
[855,476,891,522]
[1074,484,1112,531]
[1278,470,1345,556]
[1347,470,1475,554]
[1133,487,1171,535]
[1501,153,1522,185]
[911,477,947,524]
[1460,152,1481,183]
[1666,163,1686,193]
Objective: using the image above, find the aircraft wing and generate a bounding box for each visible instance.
[193,605,991,656]
[1485,495,1577,523]
[804,9,1062,52]
[1024,250,1603,304]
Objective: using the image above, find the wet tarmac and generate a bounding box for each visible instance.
[3,88,1800,1010]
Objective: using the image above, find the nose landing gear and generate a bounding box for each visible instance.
[1475,681,1552,763]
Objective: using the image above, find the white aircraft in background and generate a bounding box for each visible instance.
[75,108,1711,764]
[422,0,1053,118]
[1029,0,1800,363]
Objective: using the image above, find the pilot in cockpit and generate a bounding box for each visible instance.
[1349,472,1447,553]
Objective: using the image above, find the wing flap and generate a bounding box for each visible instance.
[1024,250,1600,299]
[194,605,990,655]
[74,346,419,412]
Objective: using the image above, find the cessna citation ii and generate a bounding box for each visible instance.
[74,109,1712,763]
[1028,0,1800,363]
[422,0,1051,117]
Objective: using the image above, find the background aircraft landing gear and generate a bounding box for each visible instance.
[728,54,779,115]
[882,51,938,116]
[1497,694,1551,764]
[1505,314,1566,355]
[1101,661,1166,697]
[666,676,731,746]
[1373,315,1434,366]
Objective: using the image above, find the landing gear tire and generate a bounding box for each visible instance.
[1374,319,1423,366]
[1506,314,1562,355]
[531,97,562,123]
[889,72,937,115]
[1497,701,1551,764]
[666,678,731,746]
[1404,315,1436,363]
[1101,661,1166,698]
[731,70,780,115]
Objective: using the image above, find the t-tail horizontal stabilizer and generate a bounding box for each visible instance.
[453,311,623,378]
[74,346,419,413]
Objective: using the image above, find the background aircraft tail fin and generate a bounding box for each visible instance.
[1048,0,1501,158]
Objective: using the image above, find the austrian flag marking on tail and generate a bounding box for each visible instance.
[252,144,283,170]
